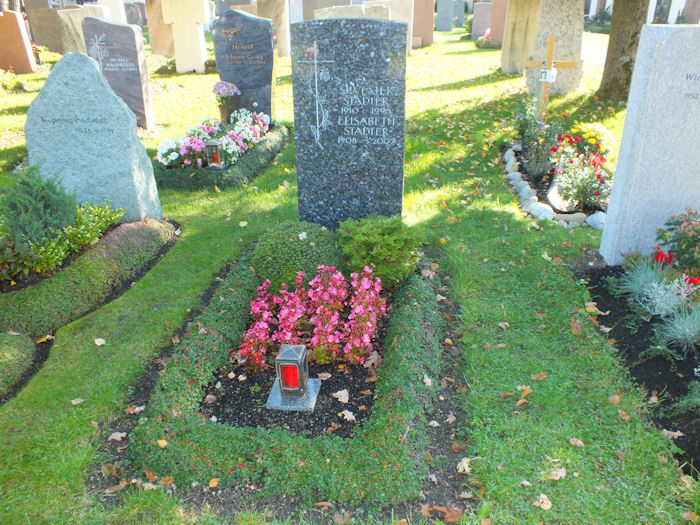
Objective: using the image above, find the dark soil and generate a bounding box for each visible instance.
[582,255,699,473]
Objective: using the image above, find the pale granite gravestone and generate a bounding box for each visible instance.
[144,0,174,57]
[161,0,208,73]
[489,0,507,46]
[0,10,37,74]
[25,53,162,222]
[600,25,700,265]
[436,0,453,31]
[229,3,257,15]
[291,19,407,229]
[471,1,491,39]
[289,0,303,23]
[413,0,435,47]
[213,10,274,116]
[453,0,464,28]
[93,0,127,24]
[83,17,153,129]
[27,5,107,54]
[501,0,538,74]
[365,0,414,55]
[258,0,290,57]
[303,0,350,21]
[313,4,390,21]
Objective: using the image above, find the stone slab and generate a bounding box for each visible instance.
[413,0,434,46]
[0,10,37,74]
[25,53,162,222]
[27,5,108,54]
[83,17,153,129]
[265,378,321,412]
[489,0,507,45]
[436,0,452,31]
[258,0,290,57]
[303,0,350,21]
[291,19,407,229]
[213,10,274,116]
[289,0,303,23]
[501,0,539,74]
[453,0,463,27]
[145,0,174,57]
[471,1,491,39]
[365,0,415,55]
[229,3,257,16]
[94,0,127,24]
[162,0,208,73]
[313,4,391,20]
[600,25,700,264]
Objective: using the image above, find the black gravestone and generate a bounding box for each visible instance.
[213,10,274,117]
[291,19,407,229]
[82,17,153,129]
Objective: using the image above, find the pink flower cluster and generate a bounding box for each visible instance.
[236,265,386,373]
[180,136,206,167]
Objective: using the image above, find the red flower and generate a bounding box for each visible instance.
[550,146,558,153]
[557,135,564,142]
[668,253,675,264]
[685,275,700,285]
[575,136,582,143]
[655,250,668,263]
[595,190,601,197]
[599,179,606,184]
[562,113,569,119]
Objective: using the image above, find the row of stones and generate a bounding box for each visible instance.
[502,147,606,231]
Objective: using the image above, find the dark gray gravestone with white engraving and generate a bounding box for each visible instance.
[82,17,153,129]
[213,10,273,116]
[291,19,407,229]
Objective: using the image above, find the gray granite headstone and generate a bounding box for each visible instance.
[454,0,464,28]
[83,17,153,129]
[436,0,453,31]
[600,25,700,265]
[291,19,407,229]
[213,10,274,116]
[25,53,162,222]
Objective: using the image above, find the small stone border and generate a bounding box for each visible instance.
[502,147,606,230]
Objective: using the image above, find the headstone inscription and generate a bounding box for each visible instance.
[0,9,37,74]
[213,10,274,117]
[600,25,700,265]
[161,0,208,73]
[83,17,154,129]
[436,0,453,31]
[291,19,407,229]
[25,53,162,222]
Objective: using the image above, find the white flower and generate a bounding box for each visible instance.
[298,231,307,240]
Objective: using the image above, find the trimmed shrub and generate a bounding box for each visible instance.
[251,221,344,291]
[338,215,420,287]
[2,166,76,244]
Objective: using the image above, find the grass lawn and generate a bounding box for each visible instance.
[0,29,697,523]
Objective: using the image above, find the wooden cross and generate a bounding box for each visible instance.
[523,36,579,121]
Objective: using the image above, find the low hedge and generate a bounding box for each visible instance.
[153,125,290,191]
[0,218,176,337]
[0,333,35,399]
[129,252,445,506]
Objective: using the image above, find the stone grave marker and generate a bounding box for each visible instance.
[258,0,290,57]
[436,0,453,31]
[471,1,492,39]
[600,25,700,265]
[313,4,390,20]
[501,0,539,74]
[161,0,208,73]
[229,3,257,15]
[291,19,407,229]
[413,0,435,47]
[303,0,350,21]
[27,5,107,54]
[213,10,274,116]
[25,53,162,222]
[453,0,464,28]
[489,0,507,46]
[93,0,127,24]
[0,10,37,74]
[145,0,174,57]
[289,0,303,23]
[83,17,154,129]
[365,0,415,55]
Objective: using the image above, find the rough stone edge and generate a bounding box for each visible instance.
[502,146,606,230]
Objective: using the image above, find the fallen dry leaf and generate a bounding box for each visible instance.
[599,325,613,333]
[683,511,698,523]
[204,394,216,404]
[452,441,466,453]
[423,375,433,388]
[160,476,174,486]
[104,482,127,494]
[446,412,456,424]
[662,429,685,440]
[315,502,334,510]
[209,478,219,488]
[481,519,492,525]
[108,432,127,442]
[531,371,547,381]
[332,511,352,524]
[570,438,585,447]
[533,493,552,510]
[501,392,515,397]
[571,318,583,335]
[443,507,464,522]
[498,321,510,330]
[142,482,158,490]
[515,398,528,407]
[548,467,566,480]
[94,338,106,346]
[363,350,382,369]
[157,439,168,448]
[618,410,631,422]
[145,468,157,482]
[71,398,85,405]
[318,372,332,381]
[360,389,372,396]
[520,479,532,487]
[124,405,145,415]
[239,221,248,228]
[332,389,349,403]
[517,385,533,398]
[457,457,472,474]
[609,388,621,405]
[649,390,659,404]
[339,410,355,421]
[585,301,610,316]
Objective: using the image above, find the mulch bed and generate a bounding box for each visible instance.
[584,260,699,472]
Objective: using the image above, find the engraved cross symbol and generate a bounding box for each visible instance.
[298,40,335,149]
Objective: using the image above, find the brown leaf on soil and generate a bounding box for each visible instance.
[124,405,145,415]
[108,432,127,442]
[325,422,341,433]
[145,468,157,482]
[360,389,372,396]
[104,481,127,494]
[571,317,583,335]
[662,429,685,439]
[570,438,585,447]
[100,463,119,477]
[649,390,659,404]
[531,372,547,381]
[160,476,175,486]
[363,350,382,369]
[315,502,334,510]
[452,441,466,453]
[420,505,431,517]
[618,410,631,422]
[365,368,378,383]
[533,493,552,510]
[455,384,467,393]
[444,507,464,522]
[608,388,621,405]
[209,478,219,488]
[318,372,332,381]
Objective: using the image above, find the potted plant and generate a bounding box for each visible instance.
[212,80,241,125]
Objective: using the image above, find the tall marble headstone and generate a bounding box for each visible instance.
[161,0,208,73]
[145,0,174,57]
[453,0,464,28]
[289,0,303,23]
[471,1,492,39]
[413,0,435,47]
[501,0,539,74]
[0,10,37,74]
[436,0,453,31]
[365,0,415,55]
[258,0,290,57]
[25,53,162,222]
[489,0,507,46]
[291,19,407,229]
[600,25,700,265]
[83,17,153,129]
[213,10,274,116]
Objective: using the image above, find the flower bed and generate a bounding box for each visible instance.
[128,249,445,505]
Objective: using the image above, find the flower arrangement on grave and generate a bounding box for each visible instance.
[212,80,242,123]
[232,265,386,375]
[156,110,270,169]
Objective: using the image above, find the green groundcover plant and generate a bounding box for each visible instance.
[656,208,700,273]
[129,251,444,505]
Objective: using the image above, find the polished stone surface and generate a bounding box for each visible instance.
[266,378,321,412]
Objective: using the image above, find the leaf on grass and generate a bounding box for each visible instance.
[683,511,698,523]
[517,385,533,398]
[239,221,248,228]
[209,478,219,488]
[662,429,685,439]
[157,439,168,448]
[171,335,180,344]
[94,338,106,346]
[142,482,158,490]
[452,441,466,453]
[108,432,127,442]
[318,372,332,381]
[339,410,355,421]
[515,398,528,407]
[214,185,221,193]
[571,318,583,335]
[104,482,127,494]
[531,372,547,381]
[332,511,352,524]
[332,389,349,403]
[533,493,552,510]
[315,502,334,510]
[520,479,532,487]
[649,390,659,404]
[501,392,515,397]
[542,252,552,262]
[145,468,157,482]
[608,388,621,405]
[548,467,566,480]
[457,457,472,474]
[160,476,174,486]
[585,302,610,316]
[7,331,20,336]
[71,398,85,405]
[570,438,585,447]
[423,375,433,388]
[618,410,631,422]
[498,321,510,330]
[587,315,600,327]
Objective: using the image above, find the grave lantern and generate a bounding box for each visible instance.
[205,139,226,169]
[275,344,308,397]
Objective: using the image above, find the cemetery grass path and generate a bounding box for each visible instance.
[0,32,696,522]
